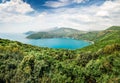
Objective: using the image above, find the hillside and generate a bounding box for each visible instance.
[75,26,120,41]
[107,26,120,30]
[77,26,120,52]
[0,26,120,83]
[26,26,120,42]
[27,27,86,39]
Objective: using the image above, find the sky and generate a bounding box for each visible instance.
[0,0,120,33]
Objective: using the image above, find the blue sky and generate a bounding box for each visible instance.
[23,0,105,10]
[0,0,120,32]
[0,0,106,11]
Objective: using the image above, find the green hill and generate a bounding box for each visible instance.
[27,26,120,41]
[107,26,120,30]
[76,26,120,41]
[27,27,86,39]
[0,26,120,83]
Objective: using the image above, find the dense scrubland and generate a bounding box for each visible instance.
[0,26,120,83]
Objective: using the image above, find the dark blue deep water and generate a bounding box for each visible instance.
[0,33,91,49]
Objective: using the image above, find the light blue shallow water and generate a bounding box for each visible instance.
[0,33,91,49]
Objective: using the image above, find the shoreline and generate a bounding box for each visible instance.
[83,40,94,44]
[27,36,95,45]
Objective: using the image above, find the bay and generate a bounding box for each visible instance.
[0,33,91,49]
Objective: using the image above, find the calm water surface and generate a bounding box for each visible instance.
[0,33,91,49]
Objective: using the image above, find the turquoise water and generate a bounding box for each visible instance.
[0,33,91,49]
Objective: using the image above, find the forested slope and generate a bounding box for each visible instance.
[0,26,120,83]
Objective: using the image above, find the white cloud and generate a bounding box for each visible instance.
[0,0,34,14]
[73,0,89,3]
[0,0,34,23]
[44,0,87,8]
[96,0,120,17]
[96,11,109,17]
[0,0,120,32]
[44,1,68,8]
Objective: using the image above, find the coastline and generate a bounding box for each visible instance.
[84,40,94,44]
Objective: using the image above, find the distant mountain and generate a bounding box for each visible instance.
[50,27,81,33]
[26,26,120,44]
[27,27,86,39]
[24,31,36,35]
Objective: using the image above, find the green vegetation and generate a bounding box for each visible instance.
[27,27,86,39]
[26,26,120,42]
[0,26,120,83]
[107,26,120,30]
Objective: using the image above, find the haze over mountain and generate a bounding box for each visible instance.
[24,31,36,35]
[27,27,86,39]
[0,0,120,33]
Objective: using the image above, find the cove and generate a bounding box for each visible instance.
[0,33,91,50]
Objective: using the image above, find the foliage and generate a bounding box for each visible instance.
[0,26,120,83]
[107,26,120,30]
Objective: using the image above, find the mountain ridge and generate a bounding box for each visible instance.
[26,27,86,39]
[26,26,120,41]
